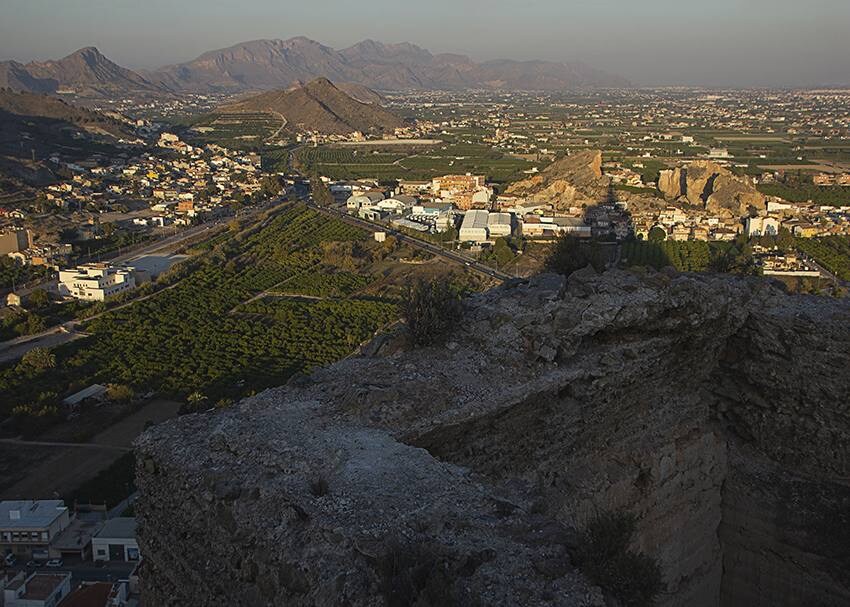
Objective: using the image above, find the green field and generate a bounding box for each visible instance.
[796,236,850,280]
[758,184,850,207]
[621,240,736,273]
[183,112,283,149]
[0,205,400,418]
[292,142,534,183]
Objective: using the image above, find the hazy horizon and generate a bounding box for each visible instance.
[1,0,849,88]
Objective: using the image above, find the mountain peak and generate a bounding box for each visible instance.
[220,77,403,135]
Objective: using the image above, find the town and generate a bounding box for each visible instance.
[0,18,849,606]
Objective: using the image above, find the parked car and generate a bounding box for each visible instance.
[26,560,43,568]
[45,559,63,568]
[3,553,15,567]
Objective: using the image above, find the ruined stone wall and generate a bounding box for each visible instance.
[713,294,850,607]
[136,270,850,606]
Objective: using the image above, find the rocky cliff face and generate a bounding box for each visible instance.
[658,162,766,217]
[506,150,611,210]
[136,270,850,606]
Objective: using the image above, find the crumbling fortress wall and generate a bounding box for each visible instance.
[136,270,850,606]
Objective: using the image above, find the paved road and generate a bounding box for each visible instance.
[0,438,130,452]
[304,201,511,282]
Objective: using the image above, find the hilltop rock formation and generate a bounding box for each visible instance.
[506,150,611,210]
[658,161,766,216]
[220,78,404,136]
[136,270,850,607]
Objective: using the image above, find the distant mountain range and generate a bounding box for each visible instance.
[220,78,404,135]
[1,38,628,96]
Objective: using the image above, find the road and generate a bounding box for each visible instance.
[3,556,137,588]
[304,200,512,282]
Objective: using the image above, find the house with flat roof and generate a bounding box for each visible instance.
[92,518,138,563]
[3,572,71,607]
[0,501,70,561]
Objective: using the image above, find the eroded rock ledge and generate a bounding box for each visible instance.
[136,270,850,607]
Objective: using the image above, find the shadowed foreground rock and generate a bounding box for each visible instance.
[136,270,850,607]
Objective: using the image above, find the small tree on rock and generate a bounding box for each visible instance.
[402,277,463,347]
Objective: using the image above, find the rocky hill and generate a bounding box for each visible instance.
[148,37,629,92]
[658,161,766,217]
[136,269,850,607]
[220,78,404,136]
[0,47,163,96]
[506,150,612,209]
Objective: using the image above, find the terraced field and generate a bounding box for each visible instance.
[0,205,399,411]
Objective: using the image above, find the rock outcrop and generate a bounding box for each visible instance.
[136,270,850,607]
[658,161,767,217]
[506,150,611,210]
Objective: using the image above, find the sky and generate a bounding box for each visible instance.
[1,0,849,87]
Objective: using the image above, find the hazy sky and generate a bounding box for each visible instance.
[1,0,849,87]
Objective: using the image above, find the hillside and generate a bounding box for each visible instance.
[0,90,135,186]
[0,47,164,96]
[148,37,629,92]
[220,78,404,135]
[137,270,850,606]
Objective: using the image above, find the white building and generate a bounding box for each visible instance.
[377,195,417,215]
[459,210,490,243]
[92,518,139,563]
[0,501,71,561]
[346,191,384,211]
[487,213,513,239]
[521,216,592,239]
[58,263,137,301]
[745,216,780,237]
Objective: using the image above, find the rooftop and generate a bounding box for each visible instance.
[95,517,136,540]
[56,582,112,607]
[0,500,67,530]
[19,573,69,601]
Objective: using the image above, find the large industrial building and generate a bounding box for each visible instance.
[459,210,513,243]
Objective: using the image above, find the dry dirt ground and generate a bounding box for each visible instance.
[0,399,180,499]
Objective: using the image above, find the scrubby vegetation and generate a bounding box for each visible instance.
[402,277,464,346]
[621,239,760,275]
[573,511,665,607]
[545,236,608,275]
